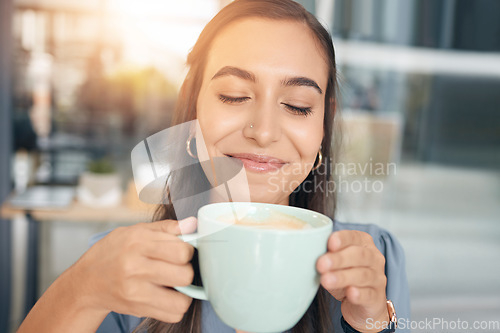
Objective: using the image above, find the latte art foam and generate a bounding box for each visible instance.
[217,209,311,230]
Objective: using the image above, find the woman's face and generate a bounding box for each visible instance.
[196,18,328,205]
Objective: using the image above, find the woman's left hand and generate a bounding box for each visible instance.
[316,230,389,332]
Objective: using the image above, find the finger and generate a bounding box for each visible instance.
[320,267,384,291]
[316,246,384,273]
[149,285,193,316]
[327,230,372,252]
[345,286,381,306]
[325,287,347,302]
[137,285,193,323]
[144,259,194,287]
[144,216,197,236]
[143,239,195,265]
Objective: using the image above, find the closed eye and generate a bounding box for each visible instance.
[219,94,250,104]
[282,103,312,116]
[219,94,312,116]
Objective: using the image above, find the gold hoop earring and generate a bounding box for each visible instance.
[312,148,323,171]
[186,133,197,159]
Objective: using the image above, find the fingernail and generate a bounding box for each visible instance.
[179,216,197,234]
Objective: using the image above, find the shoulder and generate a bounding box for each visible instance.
[333,219,386,235]
[333,219,391,239]
[88,230,113,247]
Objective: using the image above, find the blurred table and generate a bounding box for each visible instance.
[1,201,151,222]
[1,186,154,223]
[0,186,155,321]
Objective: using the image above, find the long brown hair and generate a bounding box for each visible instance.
[135,0,341,332]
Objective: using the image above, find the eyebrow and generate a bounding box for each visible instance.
[282,76,323,95]
[211,66,256,82]
[211,66,323,95]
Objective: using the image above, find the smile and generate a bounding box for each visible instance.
[225,153,287,173]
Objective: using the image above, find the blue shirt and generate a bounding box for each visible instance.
[92,220,410,333]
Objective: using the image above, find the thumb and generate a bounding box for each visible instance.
[178,216,198,235]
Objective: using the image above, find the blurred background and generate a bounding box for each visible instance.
[0,0,499,332]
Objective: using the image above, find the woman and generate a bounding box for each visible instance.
[17,0,409,332]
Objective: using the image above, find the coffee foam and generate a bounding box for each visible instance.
[217,209,311,230]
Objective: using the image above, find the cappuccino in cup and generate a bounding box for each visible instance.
[217,209,312,230]
[174,202,333,333]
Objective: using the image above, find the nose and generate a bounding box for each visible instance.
[243,99,282,147]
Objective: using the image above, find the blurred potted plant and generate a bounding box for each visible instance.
[77,157,122,207]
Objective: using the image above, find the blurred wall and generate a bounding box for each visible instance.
[1,0,14,331]
[329,0,500,169]
[331,0,500,51]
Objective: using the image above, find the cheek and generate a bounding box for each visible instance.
[281,115,323,187]
[197,91,241,154]
[196,92,218,158]
[197,92,218,136]
[290,115,324,162]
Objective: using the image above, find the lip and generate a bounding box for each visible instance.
[225,153,287,173]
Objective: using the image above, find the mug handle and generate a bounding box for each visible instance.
[173,233,208,301]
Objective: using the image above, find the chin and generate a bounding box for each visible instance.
[247,185,289,205]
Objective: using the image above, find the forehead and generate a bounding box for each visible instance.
[204,18,329,87]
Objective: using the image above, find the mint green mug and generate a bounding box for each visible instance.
[175,202,333,333]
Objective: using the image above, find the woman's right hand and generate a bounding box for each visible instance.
[71,216,198,323]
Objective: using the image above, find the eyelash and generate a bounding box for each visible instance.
[218,95,249,104]
[283,103,312,116]
[218,94,312,117]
